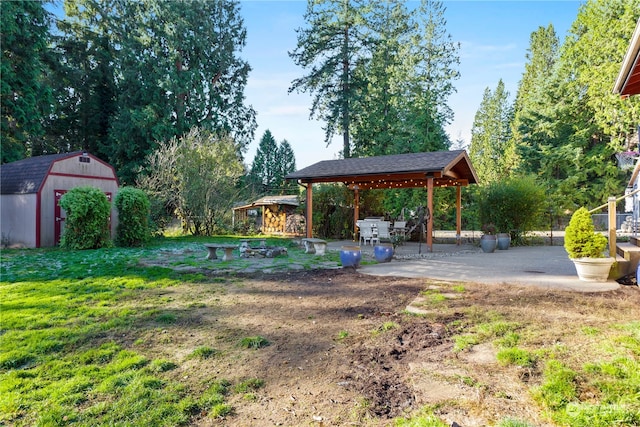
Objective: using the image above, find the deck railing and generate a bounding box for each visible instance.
[589,187,640,257]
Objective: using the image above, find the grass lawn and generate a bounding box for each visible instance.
[0,236,321,426]
[2,236,640,426]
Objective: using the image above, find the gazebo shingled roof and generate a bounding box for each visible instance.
[286,150,478,189]
[286,150,479,250]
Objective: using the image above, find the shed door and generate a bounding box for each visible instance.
[54,190,67,245]
[54,190,113,245]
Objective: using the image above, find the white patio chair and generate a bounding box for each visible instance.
[377,221,391,240]
[370,224,380,245]
[359,222,380,246]
[359,223,374,246]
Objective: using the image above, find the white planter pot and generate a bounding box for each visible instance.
[571,257,615,282]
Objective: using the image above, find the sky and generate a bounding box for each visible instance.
[239,0,584,169]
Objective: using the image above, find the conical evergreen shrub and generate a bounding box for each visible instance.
[564,207,607,259]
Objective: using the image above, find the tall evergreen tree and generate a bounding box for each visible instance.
[289,0,369,158]
[1,0,53,162]
[508,23,583,218]
[53,0,256,184]
[469,80,513,184]
[302,0,459,156]
[551,0,637,207]
[275,139,297,193]
[351,0,411,157]
[507,0,638,214]
[113,0,256,183]
[562,0,639,143]
[250,130,279,192]
[250,131,297,194]
[46,0,117,158]
[514,25,559,114]
[400,0,459,153]
[511,25,560,177]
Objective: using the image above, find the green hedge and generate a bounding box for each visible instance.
[478,176,546,244]
[115,187,151,247]
[59,187,111,249]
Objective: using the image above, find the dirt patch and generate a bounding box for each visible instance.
[342,322,451,418]
[130,263,640,426]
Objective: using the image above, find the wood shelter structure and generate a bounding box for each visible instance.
[285,150,479,251]
[232,195,302,235]
[614,18,640,97]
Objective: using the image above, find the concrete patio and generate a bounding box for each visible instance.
[325,239,623,292]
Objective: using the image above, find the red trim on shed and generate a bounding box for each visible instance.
[49,171,119,181]
[36,190,41,248]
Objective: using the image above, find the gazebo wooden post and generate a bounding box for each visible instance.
[305,183,313,238]
[353,187,360,242]
[456,185,462,245]
[427,178,434,252]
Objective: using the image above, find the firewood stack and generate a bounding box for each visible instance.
[285,214,306,235]
[263,207,287,233]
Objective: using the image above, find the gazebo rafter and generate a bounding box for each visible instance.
[285,150,479,252]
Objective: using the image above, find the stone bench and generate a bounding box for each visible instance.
[301,238,328,255]
[203,243,238,261]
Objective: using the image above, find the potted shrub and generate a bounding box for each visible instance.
[564,207,615,281]
[480,223,497,253]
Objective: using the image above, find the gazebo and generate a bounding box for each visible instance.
[285,150,479,251]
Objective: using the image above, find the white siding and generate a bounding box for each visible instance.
[49,154,117,179]
[0,194,37,247]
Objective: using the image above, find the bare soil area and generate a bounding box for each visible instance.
[132,266,640,426]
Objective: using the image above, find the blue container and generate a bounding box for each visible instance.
[374,244,394,263]
[636,262,640,285]
[340,246,362,268]
[497,233,511,250]
[480,235,497,253]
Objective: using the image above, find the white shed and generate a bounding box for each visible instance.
[0,151,119,248]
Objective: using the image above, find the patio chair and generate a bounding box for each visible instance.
[359,222,379,246]
[371,224,380,245]
[377,221,391,240]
